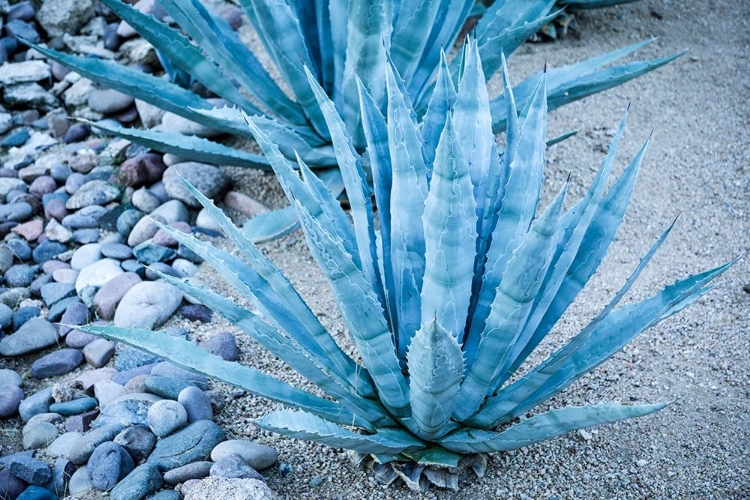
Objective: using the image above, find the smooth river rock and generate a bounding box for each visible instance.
[113,281,183,329]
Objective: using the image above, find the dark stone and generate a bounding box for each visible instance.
[63,123,90,144]
[147,420,226,472]
[11,306,40,331]
[5,264,36,288]
[88,442,135,491]
[52,458,74,498]
[40,282,75,307]
[30,349,84,378]
[103,23,122,51]
[0,203,33,223]
[115,209,143,239]
[0,470,27,500]
[113,425,156,464]
[98,205,125,232]
[179,304,212,323]
[15,485,56,500]
[7,2,36,22]
[7,239,32,261]
[8,457,51,485]
[46,297,81,322]
[132,243,175,265]
[32,241,66,263]
[68,423,127,465]
[64,409,99,433]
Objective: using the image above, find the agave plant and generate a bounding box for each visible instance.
[31,0,678,171]
[83,43,730,491]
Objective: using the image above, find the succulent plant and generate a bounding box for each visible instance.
[31,0,678,169]
[82,43,730,491]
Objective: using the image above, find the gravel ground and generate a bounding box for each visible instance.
[206,1,749,499]
[4,1,747,499]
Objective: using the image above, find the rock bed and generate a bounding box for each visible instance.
[0,0,282,498]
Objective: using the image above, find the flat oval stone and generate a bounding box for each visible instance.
[69,423,127,465]
[101,242,132,260]
[70,243,102,270]
[82,338,116,368]
[163,461,213,485]
[88,441,135,491]
[210,440,277,471]
[31,348,84,378]
[75,258,123,294]
[65,180,120,209]
[0,368,22,387]
[199,332,239,362]
[46,431,83,459]
[148,420,226,472]
[0,318,58,356]
[0,202,33,223]
[19,387,53,421]
[32,240,67,263]
[22,421,59,449]
[113,281,183,329]
[49,396,97,415]
[68,466,93,495]
[144,375,194,400]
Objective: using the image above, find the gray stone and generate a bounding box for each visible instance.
[65,329,97,349]
[0,368,22,387]
[177,387,213,423]
[93,379,126,409]
[110,464,163,500]
[65,180,119,210]
[3,83,58,111]
[92,271,141,320]
[51,268,78,284]
[172,258,199,278]
[64,409,99,433]
[162,163,228,208]
[46,431,83,459]
[113,281,183,329]
[31,348,84,378]
[75,258,123,294]
[147,400,187,437]
[5,264,37,287]
[184,477,278,500]
[151,199,190,224]
[163,461,213,485]
[69,423,126,465]
[26,413,63,426]
[68,466,93,495]
[0,318,58,356]
[151,490,183,500]
[210,440,277,471]
[144,376,194,400]
[40,282,75,307]
[22,421,59,449]
[70,243,102,270]
[48,396,97,415]
[82,338,115,368]
[18,387,53,421]
[0,287,31,308]
[74,367,117,391]
[0,61,49,86]
[131,187,161,213]
[0,303,12,329]
[88,89,134,115]
[12,306,40,331]
[210,454,262,480]
[8,456,52,485]
[199,332,239,362]
[92,396,157,430]
[114,346,160,372]
[48,297,82,323]
[148,420,226,472]
[0,384,23,418]
[132,242,176,265]
[113,424,156,463]
[88,441,135,491]
[37,0,94,37]
[101,243,132,260]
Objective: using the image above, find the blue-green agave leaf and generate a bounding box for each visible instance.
[256,410,425,455]
[152,269,388,427]
[290,195,410,417]
[455,182,566,421]
[473,261,732,428]
[160,0,306,125]
[80,324,360,426]
[84,120,269,169]
[27,43,249,138]
[441,402,665,453]
[385,58,429,359]
[401,447,462,468]
[511,133,647,373]
[464,72,547,363]
[341,0,392,145]
[176,176,373,397]
[98,0,259,114]
[243,206,300,243]
[407,319,464,440]
[305,66,386,306]
[474,0,554,43]
[421,113,477,337]
[421,50,458,173]
[238,0,329,137]
[390,0,441,85]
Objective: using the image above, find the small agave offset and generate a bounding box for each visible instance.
[84,43,731,491]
